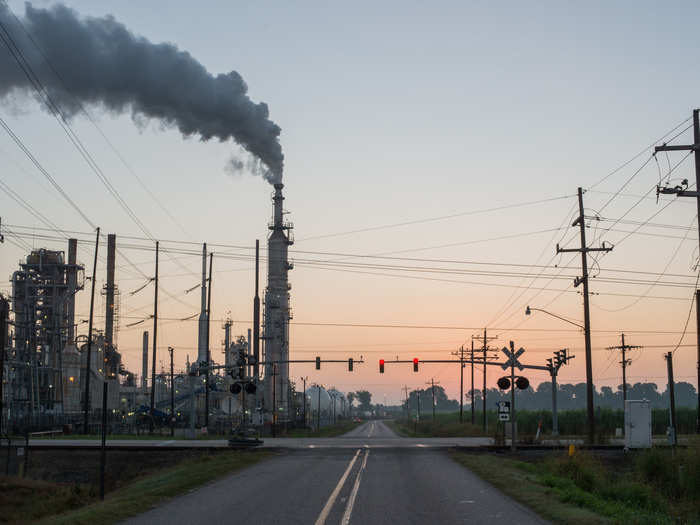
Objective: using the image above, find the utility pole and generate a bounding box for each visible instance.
[472,329,497,432]
[83,227,100,434]
[204,252,213,429]
[665,352,677,446]
[556,187,612,443]
[654,111,700,434]
[426,379,439,423]
[697,290,700,433]
[302,377,307,429]
[168,347,174,437]
[546,349,574,436]
[470,340,475,425]
[0,295,8,439]
[606,334,641,407]
[451,345,465,423]
[402,385,410,420]
[149,240,159,433]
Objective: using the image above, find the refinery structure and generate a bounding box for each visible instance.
[0,184,347,434]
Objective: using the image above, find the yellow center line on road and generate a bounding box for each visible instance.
[314,449,361,525]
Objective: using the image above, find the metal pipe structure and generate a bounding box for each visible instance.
[83,228,100,434]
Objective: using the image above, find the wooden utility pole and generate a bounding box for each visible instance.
[655,112,700,434]
[556,187,612,443]
[426,379,440,423]
[472,329,497,432]
[470,340,475,424]
[606,334,641,407]
[83,227,100,434]
[149,241,159,433]
[204,253,213,429]
[169,347,174,437]
[665,352,677,446]
[451,345,465,423]
[402,385,410,420]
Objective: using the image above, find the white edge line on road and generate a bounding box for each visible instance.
[341,449,369,525]
[314,449,361,525]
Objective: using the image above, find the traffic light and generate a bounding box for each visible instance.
[237,345,246,380]
[348,358,353,372]
[315,356,321,370]
[379,359,385,373]
[413,358,419,372]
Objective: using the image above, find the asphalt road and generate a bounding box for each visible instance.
[123,421,546,525]
[26,421,492,449]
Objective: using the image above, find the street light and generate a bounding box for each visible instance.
[525,306,584,330]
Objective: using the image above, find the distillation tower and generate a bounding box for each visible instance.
[263,183,293,418]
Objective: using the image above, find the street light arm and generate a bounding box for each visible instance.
[526,307,584,330]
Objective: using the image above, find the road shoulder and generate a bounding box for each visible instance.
[450,451,610,525]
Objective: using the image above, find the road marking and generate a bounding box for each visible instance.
[156,440,175,446]
[314,449,361,525]
[416,444,426,447]
[341,449,369,525]
[367,422,374,438]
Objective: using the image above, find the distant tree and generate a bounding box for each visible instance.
[355,390,372,411]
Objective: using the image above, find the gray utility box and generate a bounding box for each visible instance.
[624,399,652,448]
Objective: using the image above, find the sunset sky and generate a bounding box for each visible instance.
[2,0,700,404]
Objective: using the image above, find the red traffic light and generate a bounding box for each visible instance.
[413,357,419,372]
[379,359,385,373]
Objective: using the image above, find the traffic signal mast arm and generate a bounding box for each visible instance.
[378,358,550,371]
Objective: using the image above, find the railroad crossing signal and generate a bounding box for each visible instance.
[501,347,525,371]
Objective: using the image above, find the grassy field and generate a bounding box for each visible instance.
[452,446,700,524]
[387,415,486,437]
[1,449,271,524]
[280,420,363,438]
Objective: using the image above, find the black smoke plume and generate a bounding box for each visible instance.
[0,2,283,183]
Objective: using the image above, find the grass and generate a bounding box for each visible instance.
[387,415,486,437]
[452,446,700,524]
[1,449,271,525]
[280,420,363,437]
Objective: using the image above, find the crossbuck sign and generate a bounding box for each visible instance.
[501,347,525,371]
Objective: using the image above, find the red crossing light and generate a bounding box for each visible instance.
[379,359,385,374]
[413,358,419,372]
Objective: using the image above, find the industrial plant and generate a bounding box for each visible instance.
[0,183,349,436]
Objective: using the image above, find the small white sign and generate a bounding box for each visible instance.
[498,401,511,421]
[17,447,24,456]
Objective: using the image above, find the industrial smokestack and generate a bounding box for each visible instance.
[253,239,260,379]
[105,234,116,347]
[141,331,148,390]
[197,244,208,365]
[0,3,283,183]
[66,238,77,344]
